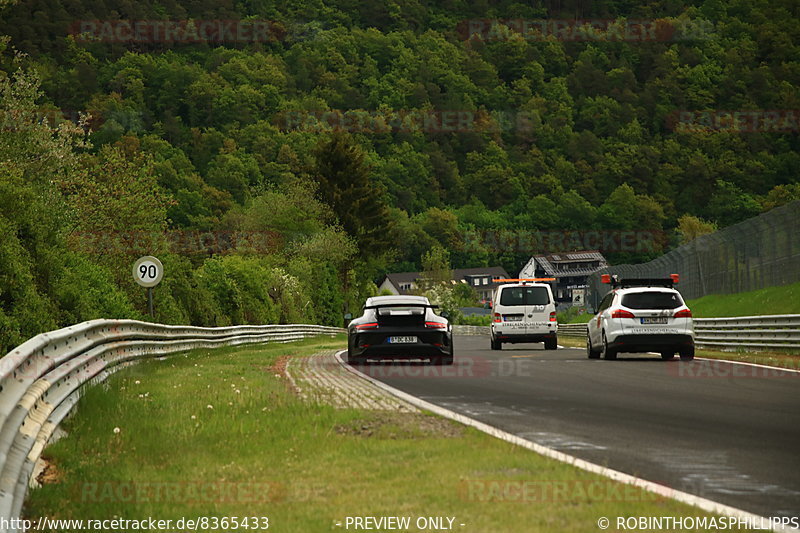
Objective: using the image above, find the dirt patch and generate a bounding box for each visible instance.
[335,412,463,439]
[269,354,293,377]
[36,457,62,485]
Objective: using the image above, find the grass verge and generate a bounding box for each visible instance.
[28,335,753,532]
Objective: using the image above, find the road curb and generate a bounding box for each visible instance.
[334,349,790,532]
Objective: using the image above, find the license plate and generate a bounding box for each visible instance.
[387,336,417,344]
[640,317,668,324]
[503,316,522,322]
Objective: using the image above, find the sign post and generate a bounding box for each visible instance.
[133,256,164,318]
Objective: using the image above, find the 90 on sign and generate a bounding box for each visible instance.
[132,256,164,288]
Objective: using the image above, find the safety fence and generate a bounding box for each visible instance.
[0,319,342,526]
[556,316,800,351]
[587,201,800,307]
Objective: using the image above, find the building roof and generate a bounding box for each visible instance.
[533,250,607,277]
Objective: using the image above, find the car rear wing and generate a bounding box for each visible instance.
[364,303,439,309]
[364,303,440,314]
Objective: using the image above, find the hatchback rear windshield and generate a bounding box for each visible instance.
[621,292,683,310]
[499,286,550,306]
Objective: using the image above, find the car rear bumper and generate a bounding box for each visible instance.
[494,332,557,343]
[608,333,694,353]
[349,329,452,359]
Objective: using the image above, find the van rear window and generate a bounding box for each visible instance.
[622,292,683,310]
[500,286,550,306]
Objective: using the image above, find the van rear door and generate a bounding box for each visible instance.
[497,285,552,335]
[522,285,552,335]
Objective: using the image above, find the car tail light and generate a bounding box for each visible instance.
[425,321,447,329]
[670,273,680,284]
[493,313,501,323]
[611,309,635,319]
[355,322,379,330]
[674,308,692,318]
[549,311,557,322]
[601,274,611,284]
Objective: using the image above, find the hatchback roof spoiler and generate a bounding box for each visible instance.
[602,274,678,289]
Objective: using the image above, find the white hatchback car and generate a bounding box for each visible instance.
[586,275,695,361]
[490,280,558,350]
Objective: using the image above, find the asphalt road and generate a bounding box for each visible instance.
[354,335,800,519]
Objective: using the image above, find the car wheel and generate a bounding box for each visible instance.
[661,351,675,360]
[587,337,600,359]
[680,346,695,361]
[490,337,501,350]
[601,332,617,360]
[544,337,557,350]
[346,341,362,365]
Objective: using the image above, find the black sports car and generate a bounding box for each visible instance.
[346,295,454,365]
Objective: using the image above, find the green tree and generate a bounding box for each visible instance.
[707,180,761,226]
[676,214,717,244]
[311,132,395,257]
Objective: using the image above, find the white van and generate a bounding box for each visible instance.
[490,280,558,350]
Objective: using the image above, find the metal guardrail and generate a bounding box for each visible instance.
[452,325,490,335]
[0,319,343,526]
[556,323,590,339]
[557,316,800,350]
[692,315,800,350]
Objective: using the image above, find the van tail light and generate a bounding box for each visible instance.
[674,308,692,318]
[611,309,635,319]
[355,322,379,330]
[425,321,447,329]
[601,274,611,284]
[549,311,557,322]
[493,313,501,323]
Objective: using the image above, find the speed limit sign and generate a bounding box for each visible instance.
[133,256,164,288]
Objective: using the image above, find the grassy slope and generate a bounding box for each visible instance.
[686,281,800,318]
[26,336,739,532]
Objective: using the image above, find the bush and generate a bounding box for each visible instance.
[52,251,141,324]
[456,314,492,326]
[196,256,281,325]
